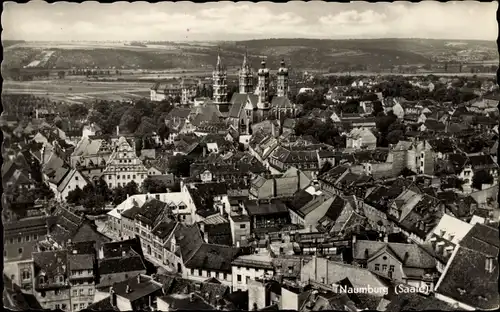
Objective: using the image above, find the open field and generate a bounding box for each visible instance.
[3,38,497,72]
[2,79,153,103]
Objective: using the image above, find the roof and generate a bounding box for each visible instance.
[435,246,499,310]
[112,275,162,302]
[459,223,499,257]
[68,253,95,271]
[184,243,240,273]
[98,256,147,275]
[87,298,119,311]
[353,240,436,268]
[135,198,167,226]
[159,293,214,310]
[174,223,205,261]
[244,199,289,216]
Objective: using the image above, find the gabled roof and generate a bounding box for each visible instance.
[353,240,436,268]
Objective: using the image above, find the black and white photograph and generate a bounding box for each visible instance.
[2,1,499,311]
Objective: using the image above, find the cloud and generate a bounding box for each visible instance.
[320,10,386,26]
[1,1,497,41]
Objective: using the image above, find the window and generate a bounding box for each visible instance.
[117,175,120,180]
[26,235,30,242]
[18,237,22,243]
[73,289,78,296]
[55,289,61,295]
[9,238,14,244]
[288,266,293,274]
[73,304,78,311]
[80,303,85,309]
[75,176,79,181]
[240,224,246,229]
[18,248,23,255]
[382,264,387,271]
[133,175,136,179]
[41,291,46,298]
[79,289,84,295]
[198,269,202,276]
[127,175,130,179]
[374,264,380,271]
[237,275,242,283]
[246,276,250,284]
[389,265,395,272]
[55,304,60,310]
[62,304,66,310]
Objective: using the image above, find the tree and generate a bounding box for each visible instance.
[112,186,127,205]
[386,130,404,145]
[142,177,168,194]
[169,155,193,177]
[124,181,139,196]
[472,170,494,190]
[66,186,84,205]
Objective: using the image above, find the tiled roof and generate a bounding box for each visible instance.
[135,198,167,226]
[435,246,499,310]
[98,256,147,275]
[353,240,436,268]
[68,254,94,271]
[185,243,240,273]
[112,275,162,302]
[244,199,289,216]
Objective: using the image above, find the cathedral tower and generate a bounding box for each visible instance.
[256,59,270,112]
[212,52,228,106]
[276,59,289,98]
[239,49,253,94]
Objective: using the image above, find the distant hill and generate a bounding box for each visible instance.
[2,38,497,72]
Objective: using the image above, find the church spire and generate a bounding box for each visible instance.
[242,46,248,68]
[216,47,224,72]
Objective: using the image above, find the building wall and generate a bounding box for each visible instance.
[184,268,232,287]
[232,265,274,292]
[280,287,299,311]
[229,218,251,247]
[70,274,95,312]
[35,288,71,311]
[157,297,170,311]
[116,296,133,311]
[3,260,34,292]
[61,171,89,201]
[248,279,267,310]
[366,251,405,282]
[365,162,394,179]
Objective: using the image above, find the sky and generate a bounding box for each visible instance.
[2,1,498,41]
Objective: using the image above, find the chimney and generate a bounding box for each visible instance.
[122,250,126,257]
[352,235,357,245]
[137,274,141,284]
[403,252,409,264]
[126,285,131,293]
[109,287,116,306]
[485,257,494,273]
[190,293,195,302]
[116,126,120,136]
[383,235,389,243]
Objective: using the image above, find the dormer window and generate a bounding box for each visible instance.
[39,276,45,284]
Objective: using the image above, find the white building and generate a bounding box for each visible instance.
[102,137,148,189]
[231,252,274,292]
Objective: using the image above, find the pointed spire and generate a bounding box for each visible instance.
[216,47,223,72]
[242,47,248,68]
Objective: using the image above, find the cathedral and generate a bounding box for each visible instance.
[213,50,295,135]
